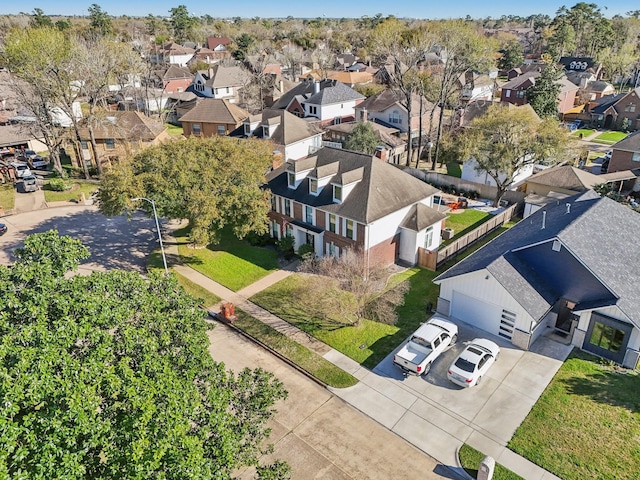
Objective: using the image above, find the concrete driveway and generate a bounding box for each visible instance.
[0,205,159,274]
[329,318,571,479]
[209,322,459,480]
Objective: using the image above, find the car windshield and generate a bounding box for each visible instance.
[454,357,476,373]
[411,336,431,349]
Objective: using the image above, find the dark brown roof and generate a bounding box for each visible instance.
[78,112,166,141]
[179,98,249,124]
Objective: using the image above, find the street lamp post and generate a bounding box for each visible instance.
[132,197,168,274]
[427,141,434,170]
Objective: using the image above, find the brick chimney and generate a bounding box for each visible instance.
[374,146,388,162]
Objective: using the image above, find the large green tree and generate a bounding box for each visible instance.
[97,136,275,246]
[459,104,575,206]
[0,230,287,478]
[526,60,562,118]
[168,5,197,44]
[344,122,380,154]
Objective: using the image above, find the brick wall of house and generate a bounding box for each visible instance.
[293,202,303,220]
[608,150,639,173]
[182,121,237,137]
[367,233,400,266]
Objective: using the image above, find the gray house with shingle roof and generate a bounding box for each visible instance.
[244,109,323,161]
[192,65,250,102]
[272,78,364,127]
[434,190,640,367]
[266,147,446,266]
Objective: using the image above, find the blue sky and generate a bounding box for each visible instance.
[1,1,634,19]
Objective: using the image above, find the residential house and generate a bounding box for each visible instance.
[500,71,539,105]
[354,89,439,142]
[244,109,323,161]
[459,70,498,103]
[506,64,543,81]
[179,98,249,137]
[335,53,358,70]
[154,65,193,95]
[148,43,196,67]
[434,190,640,368]
[266,147,446,265]
[587,89,640,130]
[74,111,170,167]
[206,36,231,52]
[606,130,640,174]
[188,47,225,67]
[272,78,364,127]
[558,56,602,77]
[192,65,250,102]
[323,120,406,164]
[520,164,606,217]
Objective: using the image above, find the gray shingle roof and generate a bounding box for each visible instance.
[401,203,447,231]
[435,190,640,326]
[305,81,364,105]
[272,79,363,110]
[612,130,640,153]
[267,147,440,224]
[252,109,322,146]
[526,165,603,192]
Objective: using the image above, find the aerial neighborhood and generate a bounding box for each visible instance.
[0,3,639,480]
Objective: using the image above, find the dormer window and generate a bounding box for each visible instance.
[263,126,270,138]
[287,172,295,188]
[309,178,318,194]
[244,123,251,135]
[333,185,342,202]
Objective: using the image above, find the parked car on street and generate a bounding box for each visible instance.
[393,317,458,376]
[447,338,500,388]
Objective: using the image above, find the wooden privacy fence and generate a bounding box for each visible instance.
[417,203,519,271]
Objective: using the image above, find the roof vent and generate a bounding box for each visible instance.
[541,211,546,229]
[566,203,571,214]
[552,240,561,252]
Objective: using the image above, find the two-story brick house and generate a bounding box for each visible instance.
[266,147,446,266]
[179,98,249,137]
[588,88,640,130]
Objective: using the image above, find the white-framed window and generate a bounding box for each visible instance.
[263,126,270,138]
[625,103,636,112]
[214,88,219,95]
[284,198,291,216]
[195,82,204,92]
[516,90,525,98]
[80,140,89,150]
[105,138,115,149]
[287,172,296,188]
[505,90,511,98]
[333,117,342,125]
[345,219,355,240]
[424,226,434,249]
[309,178,318,194]
[305,205,314,224]
[390,110,401,124]
[270,220,279,238]
[328,214,337,233]
[633,152,640,162]
[217,125,226,135]
[226,87,230,94]
[244,123,251,135]
[192,124,201,135]
[328,242,338,258]
[270,194,277,212]
[333,185,342,202]
[308,105,317,115]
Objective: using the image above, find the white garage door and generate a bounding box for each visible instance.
[451,291,501,336]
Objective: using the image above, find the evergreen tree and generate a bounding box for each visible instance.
[527,62,562,119]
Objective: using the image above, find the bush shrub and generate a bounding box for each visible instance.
[296,243,315,258]
[276,235,295,259]
[48,178,71,192]
[245,231,274,247]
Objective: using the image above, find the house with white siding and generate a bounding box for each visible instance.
[192,65,249,102]
[434,190,640,368]
[266,147,447,265]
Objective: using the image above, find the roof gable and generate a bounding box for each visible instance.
[179,98,249,124]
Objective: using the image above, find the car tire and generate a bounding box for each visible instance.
[423,362,431,375]
[450,334,457,345]
[476,376,482,385]
[495,352,500,361]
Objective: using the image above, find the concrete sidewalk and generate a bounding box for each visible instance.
[162,221,564,480]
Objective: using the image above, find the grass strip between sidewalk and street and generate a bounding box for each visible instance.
[0,184,15,211]
[174,272,221,308]
[232,309,358,389]
[458,444,524,480]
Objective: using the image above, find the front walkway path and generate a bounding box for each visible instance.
[163,221,565,480]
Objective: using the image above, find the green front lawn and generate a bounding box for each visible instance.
[0,184,15,211]
[232,309,358,388]
[446,161,462,178]
[444,209,490,241]
[174,226,279,291]
[165,124,184,136]
[592,131,628,145]
[250,268,438,367]
[572,128,595,138]
[43,181,98,203]
[509,350,640,479]
[459,444,524,480]
[174,272,221,308]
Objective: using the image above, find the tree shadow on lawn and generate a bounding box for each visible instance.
[560,364,640,413]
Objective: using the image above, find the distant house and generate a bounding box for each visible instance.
[74,111,170,167]
[558,56,602,77]
[179,98,249,137]
[500,71,578,115]
[155,65,193,95]
[354,89,439,148]
[192,65,250,102]
[323,120,406,163]
[265,147,446,265]
[272,78,364,127]
[188,47,227,66]
[587,89,640,130]
[434,190,640,368]
[243,109,323,161]
[206,36,231,52]
[459,70,497,103]
[149,43,195,67]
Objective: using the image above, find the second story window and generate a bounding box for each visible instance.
[329,214,337,233]
[270,194,277,212]
[305,205,313,224]
[284,198,291,216]
[390,110,401,124]
[310,178,318,194]
[287,172,295,188]
[244,123,251,135]
[345,219,355,240]
[333,185,342,202]
[309,105,317,115]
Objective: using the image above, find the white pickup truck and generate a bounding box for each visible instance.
[393,317,458,376]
